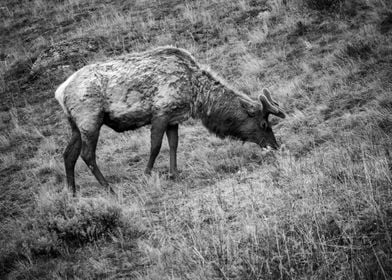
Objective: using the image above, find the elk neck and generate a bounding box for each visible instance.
[190,69,249,140]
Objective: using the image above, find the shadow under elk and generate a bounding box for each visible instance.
[55,46,286,195]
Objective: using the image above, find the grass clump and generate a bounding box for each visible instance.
[39,193,123,247]
[0,190,134,277]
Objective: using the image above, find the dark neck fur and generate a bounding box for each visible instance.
[191,69,251,140]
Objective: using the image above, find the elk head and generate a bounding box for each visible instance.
[240,88,285,149]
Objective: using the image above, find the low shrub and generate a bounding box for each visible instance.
[304,0,344,11]
[0,192,126,276]
[38,193,123,246]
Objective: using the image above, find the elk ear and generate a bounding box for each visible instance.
[259,89,286,118]
[240,98,258,117]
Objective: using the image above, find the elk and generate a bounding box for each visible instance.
[55,46,285,195]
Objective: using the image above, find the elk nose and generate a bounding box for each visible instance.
[268,143,279,150]
[268,140,279,150]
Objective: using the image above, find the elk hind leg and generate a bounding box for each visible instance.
[80,126,115,194]
[63,117,82,196]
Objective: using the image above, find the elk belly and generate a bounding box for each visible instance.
[103,102,152,132]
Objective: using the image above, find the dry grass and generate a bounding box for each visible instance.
[1,0,392,279]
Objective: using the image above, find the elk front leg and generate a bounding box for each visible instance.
[145,117,168,175]
[166,124,179,178]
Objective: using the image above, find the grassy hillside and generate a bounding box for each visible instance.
[1,0,392,279]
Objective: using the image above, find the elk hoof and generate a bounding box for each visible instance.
[108,186,116,195]
[144,168,152,175]
[168,171,179,180]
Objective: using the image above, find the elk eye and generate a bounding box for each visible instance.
[260,120,268,130]
[246,110,256,117]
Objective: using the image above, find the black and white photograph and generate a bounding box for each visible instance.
[1,0,391,279]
